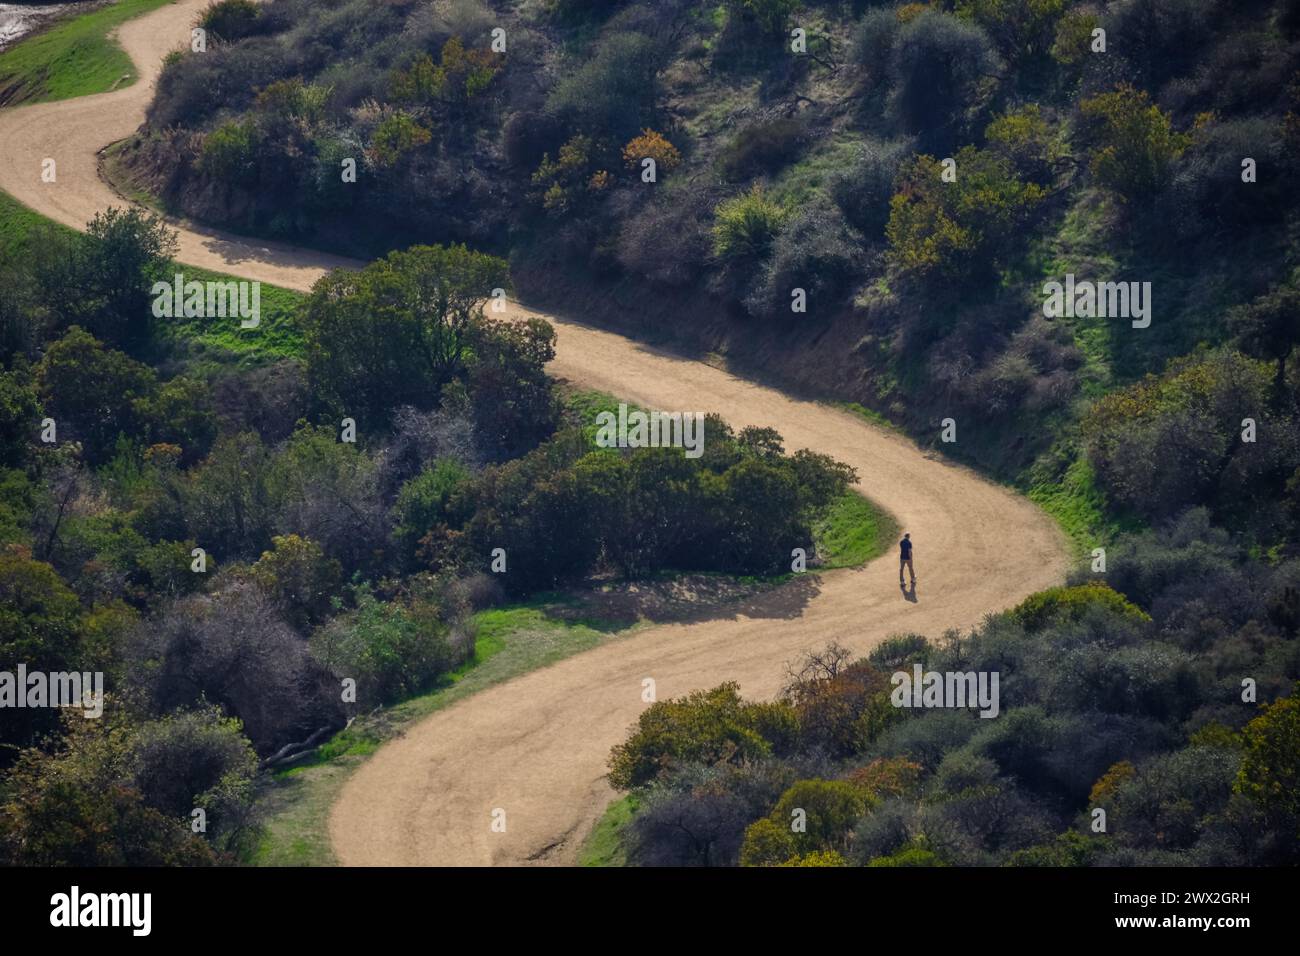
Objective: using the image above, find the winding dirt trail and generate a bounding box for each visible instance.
[0,0,1070,865]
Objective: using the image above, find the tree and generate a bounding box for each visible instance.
[0,548,83,760]
[181,431,276,559]
[0,367,39,469]
[886,147,1045,286]
[1235,687,1300,823]
[36,327,154,466]
[1230,284,1300,406]
[267,425,388,574]
[393,460,472,565]
[33,209,177,353]
[1079,84,1191,206]
[458,317,559,461]
[133,375,217,466]
[128,583,332,753]
[249,534,342,631]
[300,244,511,426]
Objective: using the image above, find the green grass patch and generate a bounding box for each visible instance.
[0,190,50,260]
[156,269,306,366]
[0,188,305,367]
[832,400,901,434]
[1026,449,1141,557]
[814,492,897,569]
[578,794,639,867]
[0,0,172,106]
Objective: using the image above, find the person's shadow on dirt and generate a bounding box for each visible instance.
[900,581,918,603]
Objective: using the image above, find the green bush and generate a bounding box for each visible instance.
[885,147,1045,285]
[1010,582,1151,633]
[1078,84,1191,205]
[712,185,789,262]
[310,589,459,706]
[199,0,262,44]
[608,683,797,789]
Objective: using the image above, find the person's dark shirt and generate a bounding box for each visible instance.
[900,538,912,559]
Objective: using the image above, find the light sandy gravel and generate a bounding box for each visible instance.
[0,0,1071,866]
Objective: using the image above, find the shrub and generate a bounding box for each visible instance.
[389,38,502,108]
[1235,687,1300,822]
[954,0,1064,66]
[738,816,798,865]
[199,0,262,44]
[1162,117,1291,240]
[368,111,432,167]
[0,550,82,758]
[249,534,342,631]
[769,778,870,853]
[1082,350,1281,521]
[310,588,460,707]
[885,147,1045,285]
[129,584,330,753]
[712,185,789,262]
[829,137,913,237]
[622,129,682,175]
[1078,84,1191,205]
[716,118,805,181]
[545,32,661,138]
[746,197,863,317]
[608,683,796,789]
[198,121,258,184]
[884,10,1002,148]
[1051,9,1100,65]
[726,0,801,36]
[985,104,1056,183]
[1010,582,1151,633]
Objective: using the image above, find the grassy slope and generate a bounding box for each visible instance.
[0,190,304,367]
[577,794,638,866]
[0,0,172,106]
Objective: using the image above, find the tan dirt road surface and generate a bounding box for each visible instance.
[0,0,1071,865]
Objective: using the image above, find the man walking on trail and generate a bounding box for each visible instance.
[899,532,915,587]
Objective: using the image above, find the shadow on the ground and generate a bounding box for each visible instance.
[542,571,825,631]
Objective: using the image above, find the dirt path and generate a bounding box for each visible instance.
[0,0,1071,866]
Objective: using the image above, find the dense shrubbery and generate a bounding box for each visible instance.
[1083,349,1299,531]
[441,415,856,593]
[121,0,1300,459]
[611,515,1300,866]
[0,193,866,860]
